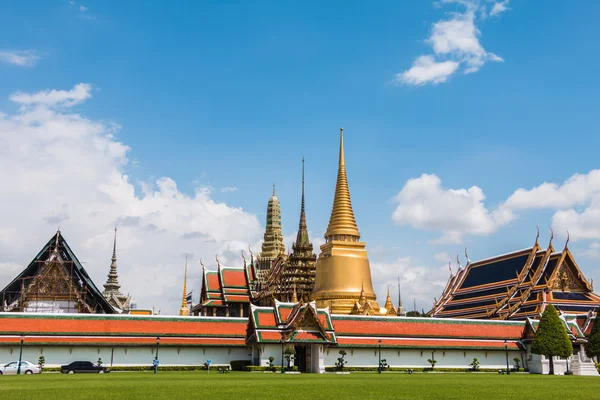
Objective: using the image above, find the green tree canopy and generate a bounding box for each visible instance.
[531,304,573,375]
[585,316,600,362]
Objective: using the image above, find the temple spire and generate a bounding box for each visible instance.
[179,255,189,316]
[324,127,360,240]
[103,227,121,294]
[293,157,311,249]
[260,184,286,260]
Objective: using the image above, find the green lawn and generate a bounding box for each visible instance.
[0,372,597,400]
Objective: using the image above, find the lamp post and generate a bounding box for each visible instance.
[17,334,24,375]
[504,339,510,375]
[378,340,382,374]
[280,338,285,373]
[154,336,160,374]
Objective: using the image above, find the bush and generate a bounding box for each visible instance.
[564,370,573,375]
[335,350,347,371]
[513,357,521,371]
[469,358,480,371]
[230,360,252,371]
[267,356,275,368]
[594,362,600,374]
[38,356,45,371]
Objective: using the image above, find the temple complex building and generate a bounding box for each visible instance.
[431,233,600,320]
[254,159,317,305]
[1,230,115,314]
[256,186,286,282]
[312,128,380,314]
[102,228,131,313]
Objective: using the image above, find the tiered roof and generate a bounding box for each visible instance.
[431,234,600,320]
[247,300,336,344]
[331,315,524,350]
[0,313,247,347]
[194,255,258,310]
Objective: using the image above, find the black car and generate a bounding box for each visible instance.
[60,361,110,374]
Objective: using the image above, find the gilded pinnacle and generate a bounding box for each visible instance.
[324,127,360,239]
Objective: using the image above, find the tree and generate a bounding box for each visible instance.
[284,348,296,369]
[335,350,347,371]
[469,358,480,371]
[406,311,421,317]
[531,305,573,375]
[97,357,103,367]
[380,358,388,371]
[267,356,275,367]
[585,317,600,362]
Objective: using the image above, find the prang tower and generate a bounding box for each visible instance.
[257,185,286,280]
[311,128,379,314]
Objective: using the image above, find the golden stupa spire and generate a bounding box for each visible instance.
[291,282,298,303]
[324,127,360,239]
[384,286,394,310]
[179,255,189,316]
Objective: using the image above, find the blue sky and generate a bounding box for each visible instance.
[1,0,600,313]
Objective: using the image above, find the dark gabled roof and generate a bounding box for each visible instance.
[0,231,115,314]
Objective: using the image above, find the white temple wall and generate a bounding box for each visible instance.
[322,347,523,369]
[0,346,251,368]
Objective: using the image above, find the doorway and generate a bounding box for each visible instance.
[294,345,307,372]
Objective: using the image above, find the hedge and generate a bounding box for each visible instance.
[41,365,209,372]
[243,366,299,372]
[323,366,519,373]
[230,360,252,371]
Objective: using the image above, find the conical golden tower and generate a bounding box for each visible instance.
[179,257,189,316]
[311,128,378,314]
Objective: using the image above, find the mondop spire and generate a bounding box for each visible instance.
[311,128,379,314]
[260,185,286,260]
[102,227,131,313]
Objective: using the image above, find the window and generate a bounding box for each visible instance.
[5,362,17,367]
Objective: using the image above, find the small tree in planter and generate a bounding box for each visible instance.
[469,358,480,371]
[97,357,103,367]
[513,357,521,372]
[284,348,296,370]
[38,356,45,373]
[427,358,437,371]
[531,305,573,375]
[335,350,347,371]
[380,359,389,371]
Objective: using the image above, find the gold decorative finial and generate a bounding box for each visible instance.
[549,228,554,245]
[200,258,205,271]
[565,231,570,249]
[291,282,298,303]
[180,255,189,316]
[324,127,360,239]
[464,248,470,264]
[535,226,540,245]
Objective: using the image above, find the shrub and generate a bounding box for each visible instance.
[97,357,103,367]
[230,360,251,371]
[513,357,521,371]
[469,358,480,371]
[335,350,347,371]
[586,318,600,363]
[564,370,573,375]
[284,348,296,369]
[427,359,437,370]
[380,358,389,371]
[267,356,275,368]
[594,362,600,374]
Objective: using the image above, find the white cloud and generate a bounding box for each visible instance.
[0,50,40,67]
[80,5,88,12]
[433,251,451,262]
[391,174,513,243]
[396,1,506,86]
[582,242,600,260]
[10,83,92,109]
[490,1,510,17]
[0,84,262,314]
[396,55,459,86]
[371,257,449,313]
[504,170,600,210]
[220,186,238,193]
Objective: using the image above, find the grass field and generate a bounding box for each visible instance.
[0,372,597,400]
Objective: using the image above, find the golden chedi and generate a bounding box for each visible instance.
[311,128,379,314]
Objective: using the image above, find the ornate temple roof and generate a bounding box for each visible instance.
[247,300,336,344]
[193,255,258,311]
[0,231,115,314]
[430,234,600,320]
